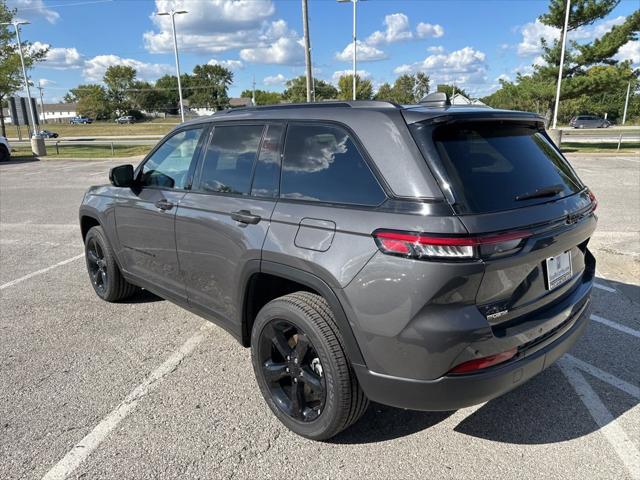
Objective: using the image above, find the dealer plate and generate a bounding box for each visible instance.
[545,251,572,290]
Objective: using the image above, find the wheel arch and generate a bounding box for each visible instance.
[241,261,366,366]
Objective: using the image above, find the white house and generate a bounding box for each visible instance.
[2,102,78,124]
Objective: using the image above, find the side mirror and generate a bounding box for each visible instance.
[109,164,134,187]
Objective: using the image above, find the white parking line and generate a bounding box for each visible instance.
[41,323,212,480]
[564,354,640,400]
[558,358,640,480]
[591,314,640,339]
[594,282,617,293]
[0,254,84,290]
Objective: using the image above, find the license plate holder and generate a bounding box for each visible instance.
[545,251,572,290]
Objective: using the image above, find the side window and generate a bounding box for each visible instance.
[198,125,264,195]
[251,124,283,198]
[281,124,386,206]
[140,127,205,189]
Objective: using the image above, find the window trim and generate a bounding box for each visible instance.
[278,120,388,208]
[249,122,285,199]
[134,124,210,192]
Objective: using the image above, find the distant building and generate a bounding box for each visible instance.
[451,93,489,107]
[190,97,253,116]
[1,102,78,124]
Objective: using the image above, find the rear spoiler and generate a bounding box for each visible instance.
[402,109,546,127]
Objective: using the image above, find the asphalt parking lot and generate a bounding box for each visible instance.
[1,153,638,480]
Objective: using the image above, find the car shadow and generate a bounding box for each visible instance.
[2,156,40,165]
[605,277,639,303]
[119,289,164,304]
[331,403,453,444]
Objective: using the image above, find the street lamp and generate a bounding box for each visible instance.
[337,0,365,101]
[1,21,38,136]
[157,10,187,122]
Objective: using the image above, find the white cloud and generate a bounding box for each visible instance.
[240,36,304,65]
[8,0,59,23]
[517,16,627,57]
[30,42,83,69]
[263,73,286,86]
[427,45,445,54]
[331,69,371,85]
[83,55,173,82]
[336,40,386,62]
[616,40,640,66]
[367,13,413,45]
[393,46,488,88]
[416,22,444,39]
[144,0,275,54]
[37,78,55,87]
[208,58,244,70]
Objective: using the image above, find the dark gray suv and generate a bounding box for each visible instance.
[79,96,597,440]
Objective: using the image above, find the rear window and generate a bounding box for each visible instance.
[411,122,583,214]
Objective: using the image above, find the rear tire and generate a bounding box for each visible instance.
[0,145,9,162]
[251,292,369,440]
[84,226,139,302]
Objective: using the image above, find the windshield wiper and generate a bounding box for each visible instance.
[515,184,564,201]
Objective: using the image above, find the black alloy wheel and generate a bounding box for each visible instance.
[258,319,326,422]
[86,237,108,295]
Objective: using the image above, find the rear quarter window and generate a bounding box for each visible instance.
[411,121,583,214]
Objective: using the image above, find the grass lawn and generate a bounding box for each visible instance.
[561,142,640,153]
[4,118,180,139]
[11,144,152,159]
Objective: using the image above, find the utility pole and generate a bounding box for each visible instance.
[622,80,631,125]
[37,81,46,125]
[301,0,313,103]
[252,74,256,106]
[2,21,38,136]
[552,0,571,130]
[157,9,187,122]
[338,0,365,100]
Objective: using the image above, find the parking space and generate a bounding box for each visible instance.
[0,155,638,480]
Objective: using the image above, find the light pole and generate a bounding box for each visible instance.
[37,80,46,124]
[338,0,364,101]
[157,9,187,122]
[301,0,314,102]
[552,0,571,130]
[622,80,631,125]
[2,21,38,135]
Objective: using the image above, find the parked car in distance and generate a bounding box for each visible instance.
[80,95,598,440]
[0,136,10,161]
[70,116,93,124]
[115,115,135,124]
[570,115,611,128]
[38,130,59,138]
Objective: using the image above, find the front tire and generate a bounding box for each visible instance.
[0,145,9,162]
[84,226,139,302]
[251,292,369,440]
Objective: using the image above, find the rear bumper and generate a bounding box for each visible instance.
[354,296,590,411]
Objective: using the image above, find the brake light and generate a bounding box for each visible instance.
[448,347,517,374]
[373,230,531,260]
[588,190,597,211]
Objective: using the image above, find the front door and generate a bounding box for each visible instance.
[176,123,283,329]
[115,126,207,297]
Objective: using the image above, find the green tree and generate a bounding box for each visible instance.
[0,0,48,136]
[130,80,166,114]
[103,65,136,116]
[240,89,283,105]
[188,64,233,109]
[374,73,430,103]
[65,84,111,119]
[282,76,338,103]
[374,82,394,101]
[337,74,373,100]
[437,84,471,99]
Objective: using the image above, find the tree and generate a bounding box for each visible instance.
[103,65,136,116]
[374,83,394,101]
[188,64,233,109]
[0,0,48,136]
[437,84,471,99]
[484,1,639,122]
[374,73,430,103]
[283,76,338,103]
[337,74,373,100]
[130,80,166,114]
[65,84,110,119]
[240,89,283,105]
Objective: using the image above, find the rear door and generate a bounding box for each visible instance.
[175,122,283,328]
[410,119,597,326]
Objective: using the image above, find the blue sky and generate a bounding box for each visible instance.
[8,0,640,103]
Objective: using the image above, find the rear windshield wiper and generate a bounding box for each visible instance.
[515,184,564,201]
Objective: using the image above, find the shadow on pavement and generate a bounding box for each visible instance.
[119,289,164,304]
[1,157,39,165]
[331,404,453,444]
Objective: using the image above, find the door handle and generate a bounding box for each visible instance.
[231,210,261,225]
[155,199,174,211]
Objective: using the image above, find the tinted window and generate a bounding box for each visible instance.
[140,127,204,189]
[251,124,283,198]
[281,124,385,205]
[413,122,582,214]
[198,125,264,195]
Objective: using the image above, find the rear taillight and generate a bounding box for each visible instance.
[448,347,517,374]
[588,190,597,211]
[373,230,531,260]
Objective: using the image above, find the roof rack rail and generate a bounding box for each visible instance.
[216,100,401,115]
[418,92,451,107]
